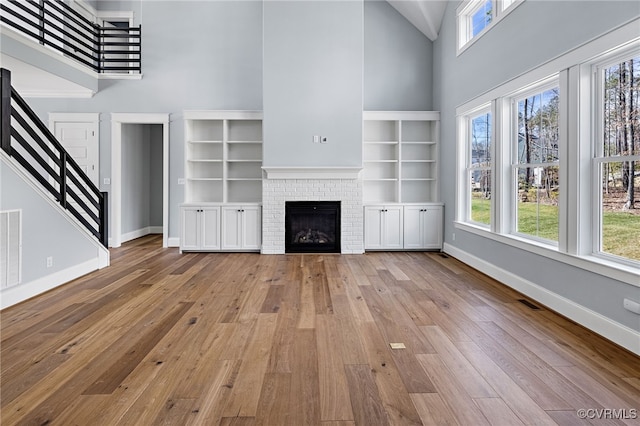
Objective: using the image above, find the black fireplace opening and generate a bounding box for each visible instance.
[285,201,341,253]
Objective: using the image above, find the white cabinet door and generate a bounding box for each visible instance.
[181,207,201,251]
[222,205,261,251]
[201,207,221,250]
[364,205,403,249]
[241,206,262,250]
[404,205,443,249]
[383,206,403,249]
[181,206,220,251]
[364,206,384,249]
[403,206,423,249]
[222,206,242,250]
[421,206,443,249]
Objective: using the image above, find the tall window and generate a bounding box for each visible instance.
[468,111,492,225]
[513,86,560,242]
[595,54,640,262]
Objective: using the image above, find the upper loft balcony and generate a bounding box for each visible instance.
[0,0,141,98]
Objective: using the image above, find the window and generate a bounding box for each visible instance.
[513,85,560,242]
[471,0,493,38]
[455,20,639,286]
[468,110,492,226]
[457,0,524,54]
[594,54,640,262]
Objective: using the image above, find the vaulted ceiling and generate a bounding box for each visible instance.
[386,0,449,41]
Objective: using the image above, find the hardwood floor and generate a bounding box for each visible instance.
[2,235,639,425]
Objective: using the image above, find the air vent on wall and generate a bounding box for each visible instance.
[1,210,22,288]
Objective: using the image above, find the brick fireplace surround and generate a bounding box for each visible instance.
[261,168,364,254]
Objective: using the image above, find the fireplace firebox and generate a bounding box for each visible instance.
[285,201,341,253]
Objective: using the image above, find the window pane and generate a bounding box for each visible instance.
[517,88,560,164]
[602,57,640,158]
[470,111,492,225]
[471,113,491,164]
[517,166,559,241]
[600,161,640,261]
[471,169,491,225]
[471,0,493,37]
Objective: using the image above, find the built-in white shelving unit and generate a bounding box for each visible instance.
[363,111,443,250]
[363,111,439,204]
[182,111,263,252]
[184,111,263,203]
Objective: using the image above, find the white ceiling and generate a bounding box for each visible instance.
[386,0,449,41]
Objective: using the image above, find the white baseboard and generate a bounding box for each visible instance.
[121,226,163,243]
[167,237,180,248]
[444,243,640,356]
[1,257,101,310]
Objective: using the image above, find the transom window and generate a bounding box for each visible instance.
[457,0,524,54]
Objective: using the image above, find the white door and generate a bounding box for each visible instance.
[53,120,99,186]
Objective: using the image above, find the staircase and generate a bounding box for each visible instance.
[1,68,108,247]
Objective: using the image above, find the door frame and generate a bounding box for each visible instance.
[111,113,170,248]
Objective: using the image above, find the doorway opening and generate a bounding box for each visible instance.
[111,113,169,248]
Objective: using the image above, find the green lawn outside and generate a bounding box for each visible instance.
[470,196,640,261]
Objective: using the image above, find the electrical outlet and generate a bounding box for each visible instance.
[313,135,320,143]
[46,257,53,268]
[178,178,185,185]
[452,232,456,241]
[103,178,111,185]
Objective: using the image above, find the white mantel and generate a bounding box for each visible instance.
[262,167,362,180]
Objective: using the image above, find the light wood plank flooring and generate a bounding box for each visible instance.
[2,235,639,425]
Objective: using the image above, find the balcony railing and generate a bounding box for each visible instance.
[0,0,141,74]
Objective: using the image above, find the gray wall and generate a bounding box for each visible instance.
[121,123,163,235]
[364,0,432,111]
[434,1,640,330]
[1,159,99,284]
[21,0,264,242]
[18,0,430,241]
[263,0,363,168]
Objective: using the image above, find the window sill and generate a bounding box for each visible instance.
[454,221,640,287]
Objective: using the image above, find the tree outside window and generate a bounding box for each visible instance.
[469,112,492,225]
[598,56,640,262]
[515,87,560,241]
